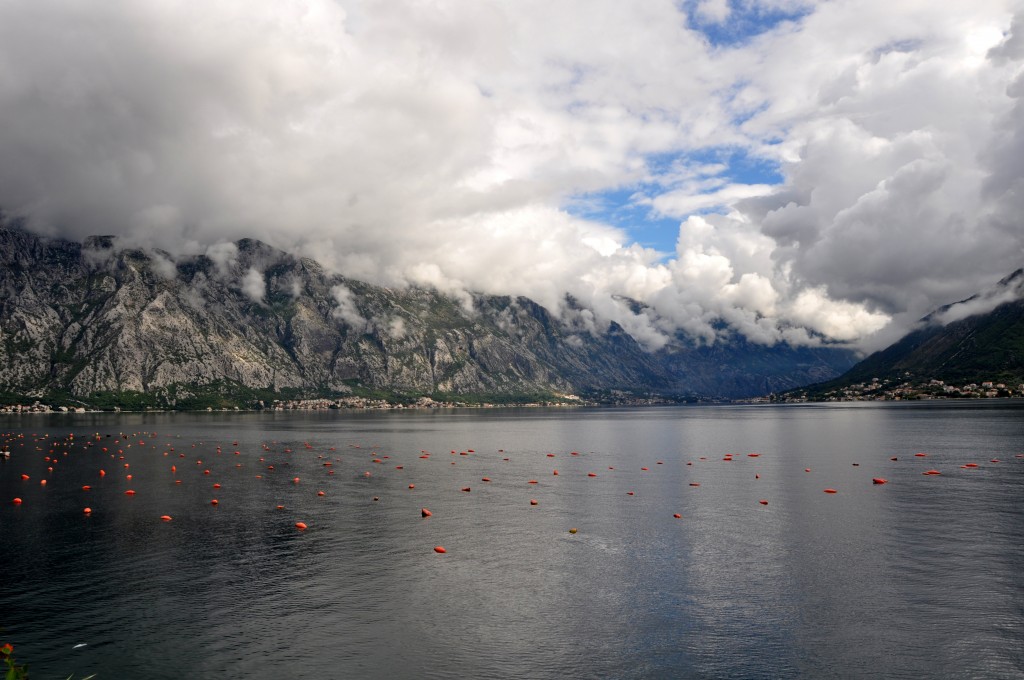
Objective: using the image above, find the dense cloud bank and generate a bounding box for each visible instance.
[0,1,1021,352]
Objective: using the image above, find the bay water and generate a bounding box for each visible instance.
[1,401,1022,678]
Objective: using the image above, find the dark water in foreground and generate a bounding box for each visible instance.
[1,401,1022,679]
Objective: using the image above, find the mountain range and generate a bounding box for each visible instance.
[0,226,855,408]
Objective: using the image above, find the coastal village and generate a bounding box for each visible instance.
[773,376,1022,403]
[0,394,589,413]
[5,379,1022,413]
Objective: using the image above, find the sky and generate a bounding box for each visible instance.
[0,0,1022,353]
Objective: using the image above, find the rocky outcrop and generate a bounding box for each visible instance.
[0,226,854,403]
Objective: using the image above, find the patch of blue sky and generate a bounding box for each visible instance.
[567,146,785,256]
[567,187,684,255]
[682,1,813,48]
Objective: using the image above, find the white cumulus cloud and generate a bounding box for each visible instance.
[0,0,1019,353]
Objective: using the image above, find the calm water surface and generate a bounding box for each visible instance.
[1,402,1022,679]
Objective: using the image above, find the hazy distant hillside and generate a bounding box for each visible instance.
[0,227,854,407]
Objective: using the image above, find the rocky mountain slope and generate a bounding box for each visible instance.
[0,226,854,406]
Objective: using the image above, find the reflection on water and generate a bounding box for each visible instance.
[1,402,1022,678]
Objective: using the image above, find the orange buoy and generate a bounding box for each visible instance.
[211,499,219,505]
[823,488,837,493]
[923,469,941,476]
[20,474,29,480]
[626,491,634,496]
[99,469,106,476]
[530,499,538,505]
[39,479,46,486]
[125,489,136,495]
[689,482,700,487]
[890,456,898,461]
[82,485,91,491]
[408,484,415,489]
[748,453,760,457]
[755,474,760,479]
[641,467,649,471]
[460,487,471,492]
[83,507,91,514]
[276,505,285,510]
[872,478,888,484]
[160,515,172,521]
[12,497,22,505]
[295,522,308,530]
[292,477,300,483]
[433,546,446,553]
[553,470,559,475]
[213,483,221,489]
[569,528,578,534]
[317,491,325,496]
[482,477,491,482]
[673,513,682,519]
[421,508,432,517]
[915,453,928,457]
[759,499,768,505]
[804,468,811,472]
[587,472,597,477]
[126,474,132,480]
[528,479,538,484]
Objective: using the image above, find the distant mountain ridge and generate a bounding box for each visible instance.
[793,269,1024,398]
[0,226,854,407]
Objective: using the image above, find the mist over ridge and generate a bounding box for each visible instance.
[0,226,857,405]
